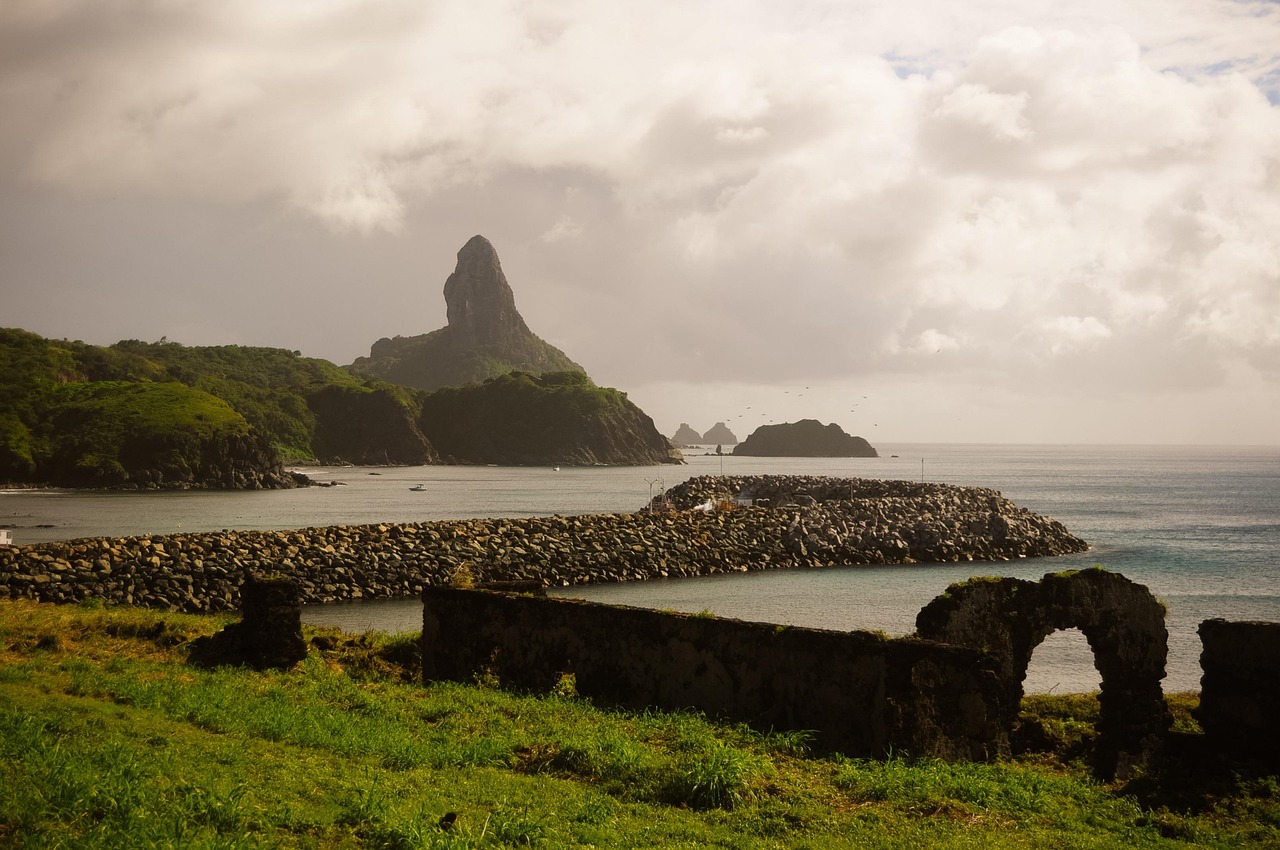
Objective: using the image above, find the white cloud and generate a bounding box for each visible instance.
[541,214,583,243]
[1,0,1278,442]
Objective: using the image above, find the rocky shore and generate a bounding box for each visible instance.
[0,475,1088,614]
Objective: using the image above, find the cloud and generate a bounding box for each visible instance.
[1,0,1278,442]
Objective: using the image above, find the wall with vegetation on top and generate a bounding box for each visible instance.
[421,586,1009,761]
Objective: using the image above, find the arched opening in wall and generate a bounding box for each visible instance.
[1016,627,1102,758]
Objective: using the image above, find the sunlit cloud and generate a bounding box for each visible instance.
[1,0,1277,442]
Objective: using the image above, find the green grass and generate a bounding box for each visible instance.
[1,600,1276,848]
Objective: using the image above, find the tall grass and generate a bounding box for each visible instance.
[1,599,1276,849]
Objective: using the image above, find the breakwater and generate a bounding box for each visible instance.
[0,475,1088,614]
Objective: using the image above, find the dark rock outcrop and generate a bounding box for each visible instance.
[349,236,585,392]
[702,422,738,445]
[915,568,1170,779]
[733,419,876,457]
[671,423,703,445]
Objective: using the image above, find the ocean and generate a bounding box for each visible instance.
[3,443,1277,693]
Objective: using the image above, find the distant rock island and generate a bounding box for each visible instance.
[349,235,585,392]
[733,419,877,457]
[670,422,738,446]
[702,422,738,445]
[670,423,703,445]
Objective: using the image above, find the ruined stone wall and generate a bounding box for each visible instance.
[188,572,307,670]
[915,568,1170,779]
[421,587,1009,761]
[1197,619,1280,769]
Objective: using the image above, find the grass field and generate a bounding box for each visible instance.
[1,599,1276,848]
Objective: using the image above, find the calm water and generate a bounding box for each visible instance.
[4,444,1278,693]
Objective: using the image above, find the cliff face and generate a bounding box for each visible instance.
[419,371,682,466]
[349,236,585,392]
[733,419,877,458]
[307,385,437,465]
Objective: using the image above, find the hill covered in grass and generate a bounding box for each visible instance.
[1,599,1275,848]
[420,370,681,466]
[0,329,434,487]
[0,329,677,488]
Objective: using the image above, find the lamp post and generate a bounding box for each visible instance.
[645,477,661,510]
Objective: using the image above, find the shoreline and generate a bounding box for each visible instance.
[0,475,1087,614]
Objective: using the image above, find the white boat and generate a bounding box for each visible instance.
[409,484,427,492]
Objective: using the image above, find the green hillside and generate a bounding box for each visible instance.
[0,329,678,485]
[420,370,680,466]
[0,329,435,487]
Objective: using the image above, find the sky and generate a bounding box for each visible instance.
[2,1,1278,446]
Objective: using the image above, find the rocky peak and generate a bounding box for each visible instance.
[443,235,531,348]
[348,235,586,392]
[671,423,704,445]
[702,422,738,444]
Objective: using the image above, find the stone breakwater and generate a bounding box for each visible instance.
[0,475,1088,614]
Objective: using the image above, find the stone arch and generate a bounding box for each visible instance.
[915,567,1170,777]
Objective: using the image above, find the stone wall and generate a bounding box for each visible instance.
[188,572,308,670]
[1197,619,1280,769]
[0,476,1088,614]
[421,586,1009,761]
[915,568,1170,778]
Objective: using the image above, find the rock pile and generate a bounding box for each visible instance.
[0,475,1088,614]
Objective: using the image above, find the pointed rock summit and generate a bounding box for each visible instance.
[349,236,585,392]
[444,236,530,348]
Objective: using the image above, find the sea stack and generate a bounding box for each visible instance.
[349,236,585,392]
[702,422,738,445]
[671,423,704,445]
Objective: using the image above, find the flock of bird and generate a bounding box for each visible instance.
[724,390,877,434]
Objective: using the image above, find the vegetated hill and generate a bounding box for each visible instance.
[111,340,437,466]
[1,328,682,484]
[0,328,435,488]
[419,370,683,466]
[733,419,877,458]
[0,329,298,488]
[348,235,585,392]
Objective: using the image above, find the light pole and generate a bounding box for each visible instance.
[645,477,661,510]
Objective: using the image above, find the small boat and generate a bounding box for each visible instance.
[409,484,427,492]
[553,466,560,472]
